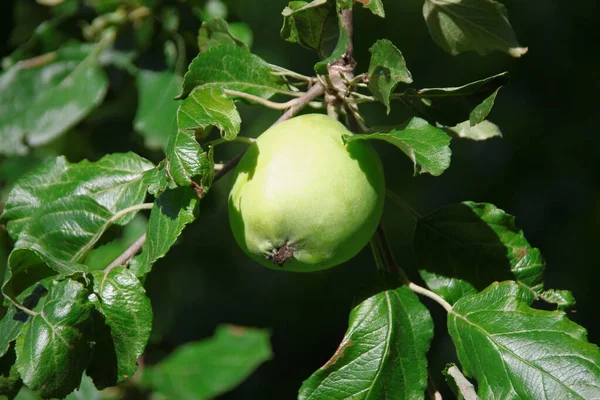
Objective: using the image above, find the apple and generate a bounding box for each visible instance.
[228,113,385,272]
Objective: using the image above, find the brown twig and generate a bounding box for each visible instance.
[106,233,147,271]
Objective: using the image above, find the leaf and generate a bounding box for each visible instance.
[414,201,546,304]
[142,325,271,400]
[443,364,479,400]
[346,117,451,176]
[280,0,334,55]
[423,0,527,57]
[177,87,241,141]
[399,72,509,126]
[2,153,153,240]
[198,18,251,51]
[228,23,254,49]
[88,267,152,386]
[134,70,182,151]
[313,0,352,74]
[540,289,576,310]
[130,188,198,277]
[64,374,102,400]
[0,310,25,359]
[0,44,108,156]
[355,0,385,17]
[15,279,93,399]
[299,285,433,399]
[367,39,412,113]
[448,281,600,399]
[0,344,22,400]
[445,119,502,141]
[177,45,286,100]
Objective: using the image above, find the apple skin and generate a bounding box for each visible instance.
[228,113,385,272]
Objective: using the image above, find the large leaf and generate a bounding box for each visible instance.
[129,188,198,277]
[448,282,600,399]
[398,72,509,127]
[198,18,251,51]
[367,39,412,113]
[346,117,451,176]
[177,45,286,99]
[2,153,153,240]
[134,70,181,151]
[423,0,527,57]
[299,285,433,399]
[313,0,352,74]
[15,279,93,399]
[88,267,152,386]
[177,86,241,141]
[280,0,334,56]
[141,325,271,400]
[0,44,108,156]
[414,201,546,304]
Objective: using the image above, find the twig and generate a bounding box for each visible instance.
[106,233,147,272]
[223,89,300,110]
[427,373,443,400]
[445,365,480,400]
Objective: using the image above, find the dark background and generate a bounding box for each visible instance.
[1,0,599,398]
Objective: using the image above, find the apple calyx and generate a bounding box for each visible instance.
[267,242,295,266]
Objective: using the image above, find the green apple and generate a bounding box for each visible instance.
[228,113,385,272]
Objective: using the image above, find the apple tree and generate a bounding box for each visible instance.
[0,0,598,399]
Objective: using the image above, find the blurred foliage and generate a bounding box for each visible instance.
[0,0,599,398]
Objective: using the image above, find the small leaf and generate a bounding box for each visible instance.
[415,201,545,304]
[443,364,479,400]
[280,0,334,55]
[356,0,384,17]
[88,267,152,386]
[399,72,509,126]
[367,39,412,113]
[177,45,286,100]
[299,285,433,399]
[540,289,576,310]
[65,374,102,400]
[445,120,502,141]
[448,282,600,399]
[130,188,198,277]
[2,153,153,240]
[198,18,251,51]
[0,44,108,156]
[134,70,182,151]
[141,325,271,400]
[423,0,527,57]
[346,117,451,176]
[15,279,93,399]
[177,86,241,141]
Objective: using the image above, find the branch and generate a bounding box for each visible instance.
[106,233,147,272]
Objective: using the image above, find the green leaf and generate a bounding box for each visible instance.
[130,188,198,277]
[2,153,153,240]
[448,281,600,399]
[177,45,286,100]
[346,117,451,176]
[0,44,108,156]
[367,39,412,113]
[313,1,352,74]
[540,289,576,310]
[0,344,22,400]
[443,363,479,400]
[177,87,241,141]
[142,325,271,400]
[399,72,509,126]
[415,202,546,305]
[64,375,102,400]
[423,0,527,57]
[356,0,385,17]
[134,70,182,151]
[228,23,254,49]
[198,18,251,51]
[281,0,334,55]
[445,120,502,141]
[15,279,93,399]
[299,285,433,399]
[88,267,152,386]
[0,310,24,359]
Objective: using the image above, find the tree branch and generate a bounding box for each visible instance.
[106,233,147,272]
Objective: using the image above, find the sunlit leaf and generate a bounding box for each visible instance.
[445,120,502,141]
[198,18,251,51]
